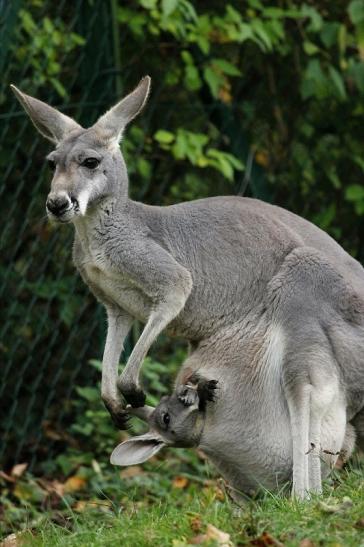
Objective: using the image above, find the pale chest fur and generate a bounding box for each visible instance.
[73,227,153,321]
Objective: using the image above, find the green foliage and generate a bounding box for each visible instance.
[11,6,85,98]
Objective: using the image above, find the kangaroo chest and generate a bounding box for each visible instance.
[74,234,153,322]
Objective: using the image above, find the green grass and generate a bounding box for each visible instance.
[2,460,364,547]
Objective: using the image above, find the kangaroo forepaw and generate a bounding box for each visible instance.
[103,401,131,430]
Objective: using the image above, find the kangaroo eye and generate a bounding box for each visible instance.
[163,413,170,426]
[82,157,100,169]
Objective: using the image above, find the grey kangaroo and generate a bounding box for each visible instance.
[12,77,364,499]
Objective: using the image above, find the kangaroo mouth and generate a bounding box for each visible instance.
[46,197,82,223]
[46,205,75,223]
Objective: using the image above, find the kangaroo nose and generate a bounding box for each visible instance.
[46,195,71,216]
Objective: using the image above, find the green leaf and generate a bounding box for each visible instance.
[303,41,319,55]
[345,184,364,201]
[348,0,364,25]
[212,58,241,76]
[76,386,100,403]
[328,66,347,100]
[162,0,178,17]
[154,130,175,144]
[301,5,323,32]
[203,66,221,97]
[184,65,202,90]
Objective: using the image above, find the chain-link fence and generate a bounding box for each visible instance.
[0,0,123,470]
[0,1,269,471]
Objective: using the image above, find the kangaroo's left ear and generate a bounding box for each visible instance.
[110,432,164,466]
[10,85,81,143]
[94,76,151,142]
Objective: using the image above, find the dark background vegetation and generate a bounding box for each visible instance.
[1,0,364,510]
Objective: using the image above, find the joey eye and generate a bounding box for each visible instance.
[163,413,170,426]
[48,159,56,171]
[81,157,100,169]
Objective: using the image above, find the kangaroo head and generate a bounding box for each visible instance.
[11,77,151,223]
[111,374,218,466]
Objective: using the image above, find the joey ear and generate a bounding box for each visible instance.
[110,432,165,466]
[182,373,218,411]
[10,85,81,143]
[177,385,199,408]
[94,76,151,141]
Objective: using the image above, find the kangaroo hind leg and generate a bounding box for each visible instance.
[284,343,344,499]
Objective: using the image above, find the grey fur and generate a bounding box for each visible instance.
[11,78,364,499]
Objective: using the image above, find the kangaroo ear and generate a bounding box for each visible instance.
[94,76,151,141]
[110,432,165,466]
[10,85,81,143]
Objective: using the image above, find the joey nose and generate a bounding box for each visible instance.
[46,195,70,216]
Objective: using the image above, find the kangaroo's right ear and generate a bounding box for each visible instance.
[110,432,165,466]
[93,76,151,142]
[10,85,81,143]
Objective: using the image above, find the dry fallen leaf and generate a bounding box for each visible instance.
[120,465,144,479]
[299,540,316,547]
[0,533,19,547]
[0,531,32,546]
[355,517,364,529]
[10,463,28,478]
[250,531,284,546]
[189,535,206,545]
[63,475,87,493]
[205,524,232,546]
[213,485,225,501]
[190,515,202,533]
[172,476,189,489]
[73,499,112,513]
[37,478,65,497]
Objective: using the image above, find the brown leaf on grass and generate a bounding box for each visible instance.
[189,524,233,546]
[63,475,87,493]
[73,499,112,513]
[299,540,316,547]
[0,534,19,547]
[213,484,225,501]
[190,515,202,533]
[120,465,144,479]
[189,535,206,545]
[0,531,33,546]
[172,476,189,489]
[355,517,364,529]
[37,478,65,497]
[10,463,28,478]
[250,531,284,546]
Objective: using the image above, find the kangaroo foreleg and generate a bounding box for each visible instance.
[117,288,190,407]
[102,308,133,428]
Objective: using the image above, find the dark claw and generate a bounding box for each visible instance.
[103,401,131,430]
[122,388,146,409]
[196,377,219,410]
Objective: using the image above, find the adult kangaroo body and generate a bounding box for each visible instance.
[12,77,364,498]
